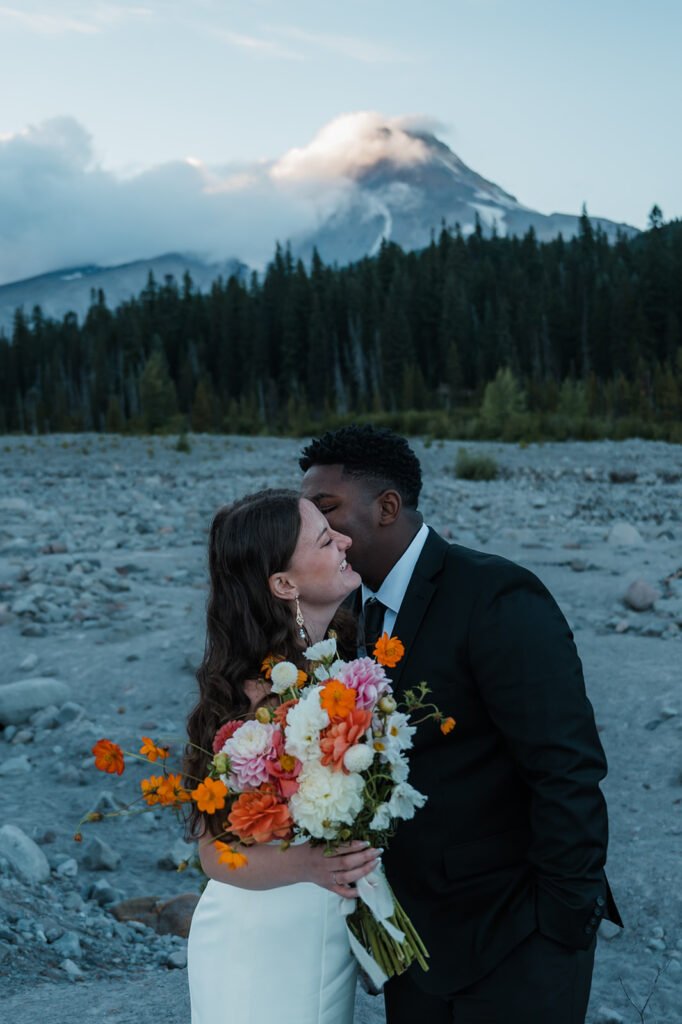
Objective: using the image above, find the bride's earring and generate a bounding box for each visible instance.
[295,596,306,641]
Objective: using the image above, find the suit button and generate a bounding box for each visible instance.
[584,925,593,934]
[594,906,603,917]
[589,916,597,926]
[596,897,605,907]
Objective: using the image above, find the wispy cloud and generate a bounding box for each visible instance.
[0,2,152,36]
[216,28,302,60]
[266,24,412,63]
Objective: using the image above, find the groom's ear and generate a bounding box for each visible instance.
[268,572,297,601]
[376,489,401,526]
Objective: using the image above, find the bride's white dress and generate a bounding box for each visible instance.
[187,877,358,1023]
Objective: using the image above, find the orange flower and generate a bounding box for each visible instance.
[261,653,283,679]
[157,773,191,805]
[320,708,373,772]
[228,785,293,844]
[295,669,307,688]
[214,840,249,870]
[140,775,164,805]
[92,739,125,775]
[320,679,356,720]
[440,716,456,735]
[191,777,228,814]
[273,698,299,727]
[140,736,169,762]
[373,634,405,668]
[73,832,83,843]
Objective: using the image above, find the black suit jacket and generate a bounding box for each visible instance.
[366,529,620,995]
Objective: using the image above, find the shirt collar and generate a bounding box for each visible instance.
[361,522,430,615]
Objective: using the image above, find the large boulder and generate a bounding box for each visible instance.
[156,893,200,938]
[0,824,50,884]
[0,677,71,726]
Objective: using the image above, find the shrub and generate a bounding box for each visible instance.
[455,447,499,481]
[175,432,191,454]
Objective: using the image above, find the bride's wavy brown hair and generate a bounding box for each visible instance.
[184,488,355,838]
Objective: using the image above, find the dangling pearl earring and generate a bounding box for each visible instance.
[295,595,306,641]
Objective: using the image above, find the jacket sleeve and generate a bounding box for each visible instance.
[468,570,614,947]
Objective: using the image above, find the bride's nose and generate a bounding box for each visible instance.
[336,531,351,551]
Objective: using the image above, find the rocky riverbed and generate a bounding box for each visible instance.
[0,433,681,1024]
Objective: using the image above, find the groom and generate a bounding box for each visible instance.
[299,425,621,1024]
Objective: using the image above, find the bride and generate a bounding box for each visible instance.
[185,489,379,1024]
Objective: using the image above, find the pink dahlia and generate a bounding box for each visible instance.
[223,720,278,791]
[336,657,390,710]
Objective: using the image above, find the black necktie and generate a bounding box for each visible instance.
[363,597,386,652]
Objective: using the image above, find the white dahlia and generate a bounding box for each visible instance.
[269,660,299,694]
[284,686,329,762]
[289,761,365,839]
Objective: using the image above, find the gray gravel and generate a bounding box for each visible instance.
[0,434,681,1023]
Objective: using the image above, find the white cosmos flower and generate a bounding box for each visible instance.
[284,686,329,762]
[304,637,338,662]
[384,712,415,750]
[270,660,299,694]
[289,761,365,839]
[387,782,427,821]
[313,658,346,681]
[369,802,392,830]
[390,755,409,783]
[342,742,374,773]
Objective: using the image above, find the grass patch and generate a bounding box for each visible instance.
[455,447,499,481]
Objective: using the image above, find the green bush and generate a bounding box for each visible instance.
[455,447,499,481]
[175,432,191,454]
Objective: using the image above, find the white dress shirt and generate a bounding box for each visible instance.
[361,522,430,639]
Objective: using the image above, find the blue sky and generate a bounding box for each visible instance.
[0,0,680,281]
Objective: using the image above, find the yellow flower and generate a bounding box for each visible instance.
[140,775,164,805]
[214,840,248,870]
[140,736,169,762]
[191,777,228,814]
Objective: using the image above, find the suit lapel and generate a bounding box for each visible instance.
[388,528,449,690]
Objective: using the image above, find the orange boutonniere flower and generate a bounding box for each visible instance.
[320,679,356,719]
[228,786,293,844]
[140,736,169,762]
[92,738,125,775]
[191,777,228,814]
[440,716,456,735]
[373,633,405,668]
[214,840,249,870]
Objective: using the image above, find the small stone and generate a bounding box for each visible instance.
[651,925,665,938]
[614,619,630,634]
[29,705,59,729]
[166,948,187,969]
[648,937,666,951]
[0,825,51,884]
[20,653,39,671]
[20,623,47,637]
[660,706,678,719]
[82,836,121,871]
[598,919,622,941]
[62,957,84,981]
[608,522,643,547]
[594,1009,625,1024]
[88,879,122,905]
[56,857,78,878]
[158,838,196,871]
[0,754,32,776]
[623,580,659,612]
[52,930,82,959]
[56,701,85,725]
[63,892,85,912]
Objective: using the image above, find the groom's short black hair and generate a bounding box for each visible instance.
[299,424,422,509]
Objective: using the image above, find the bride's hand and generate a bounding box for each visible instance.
[295,840,382,899]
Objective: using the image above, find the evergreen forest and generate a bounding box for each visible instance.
[1,211,681,443]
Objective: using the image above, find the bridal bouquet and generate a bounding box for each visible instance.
[78,634,454,987]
